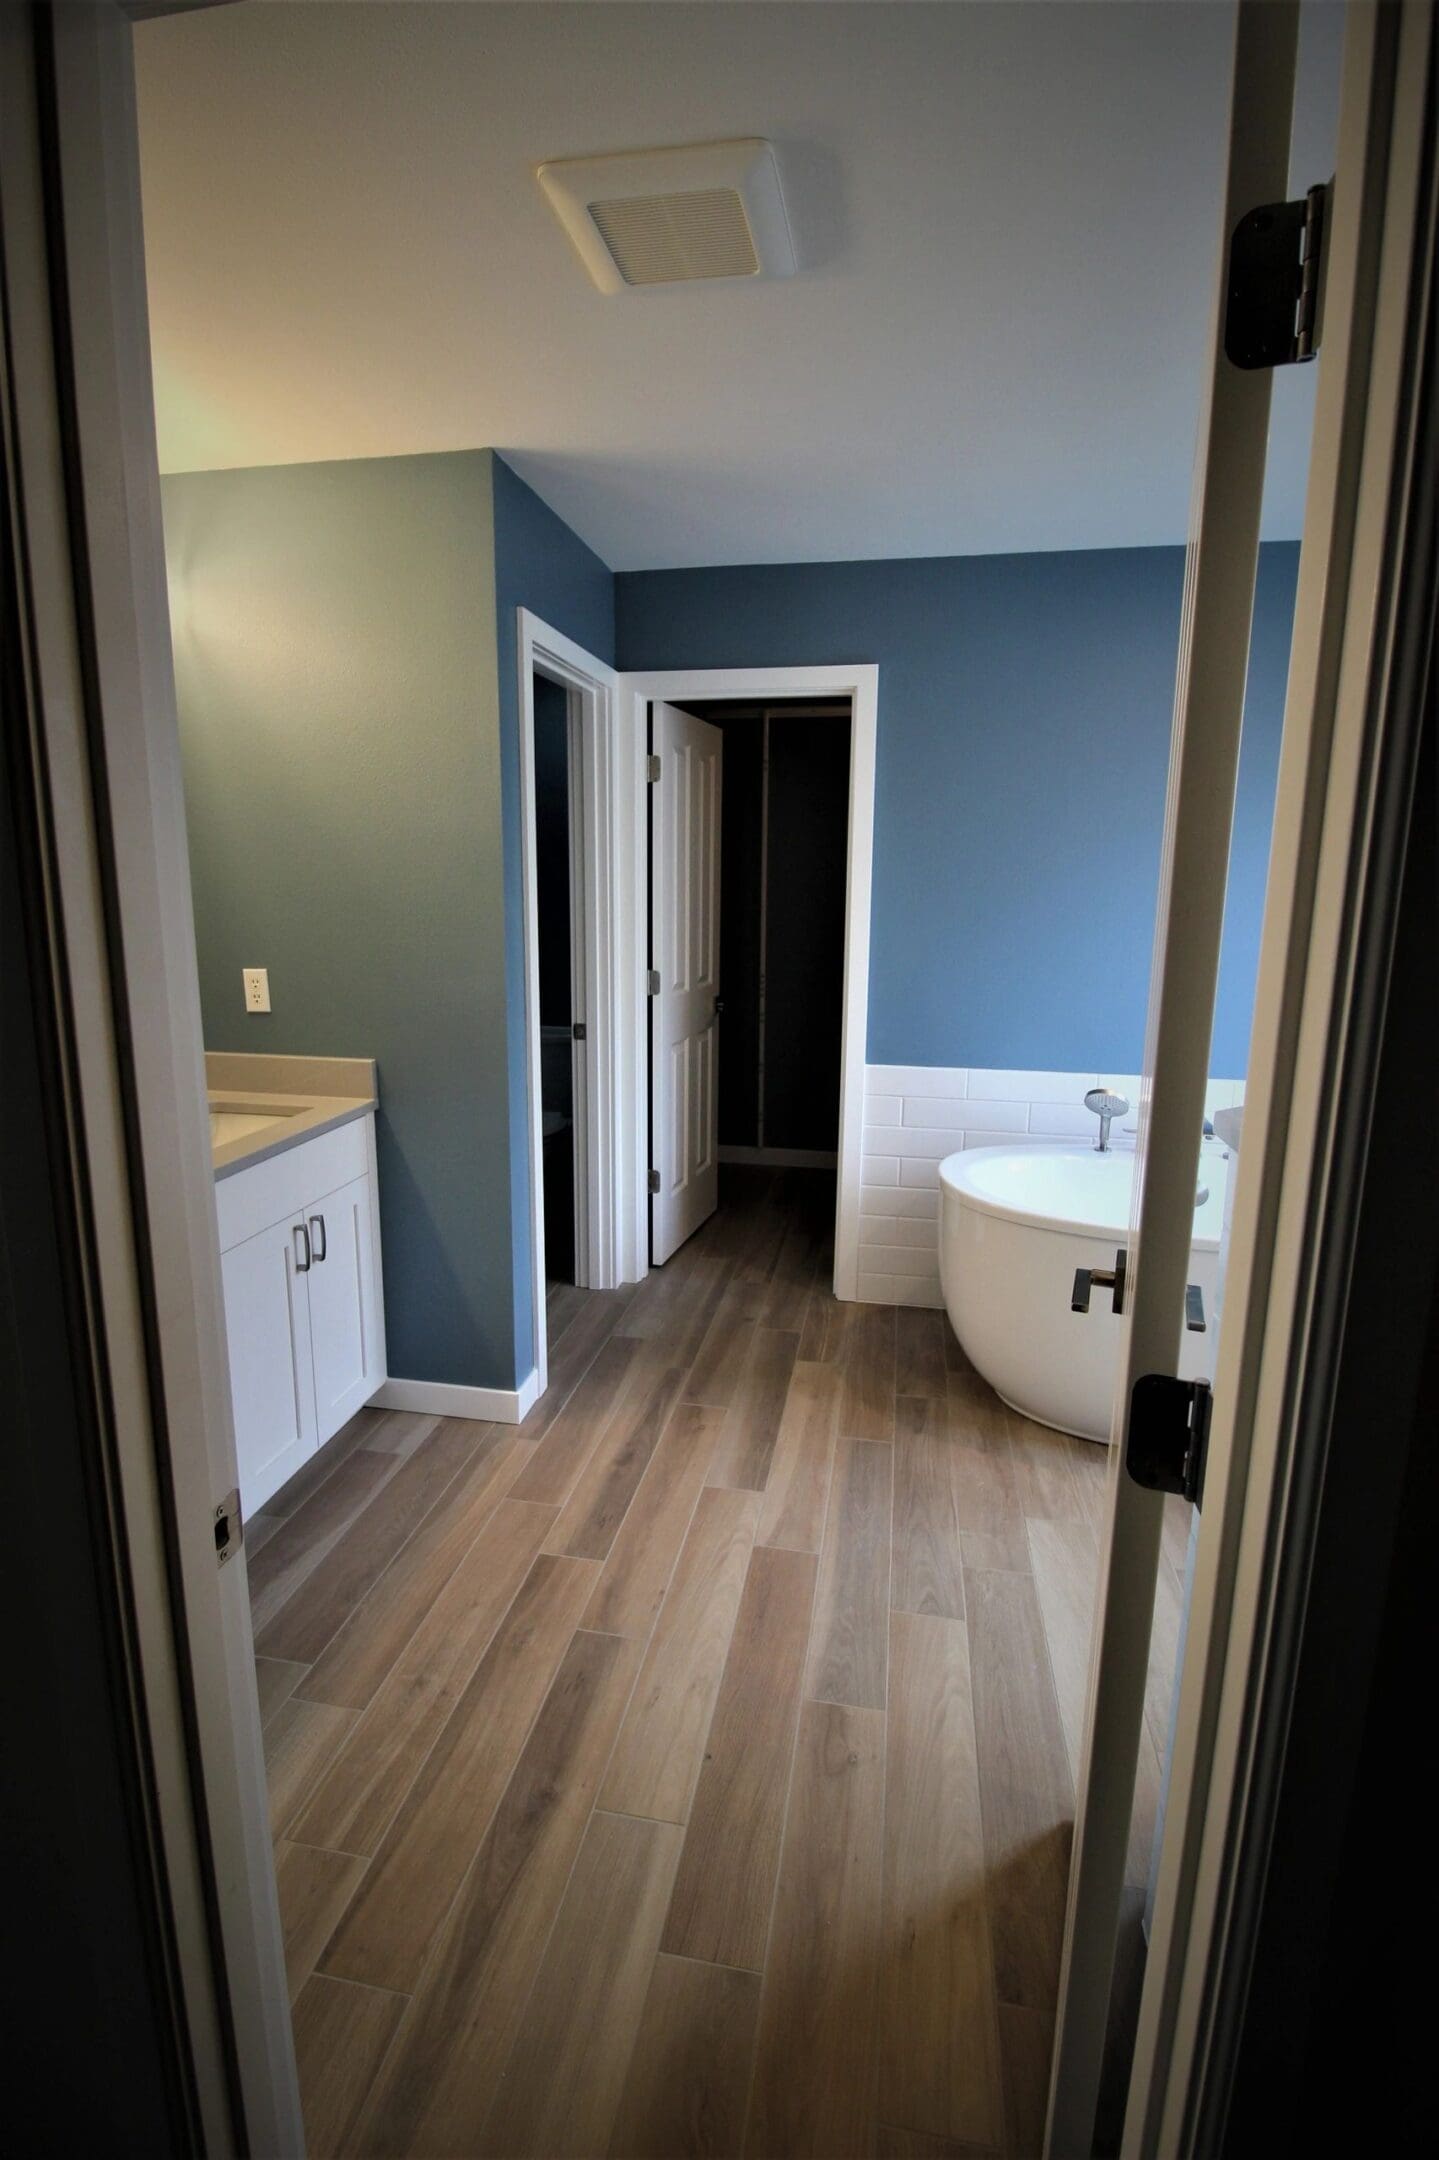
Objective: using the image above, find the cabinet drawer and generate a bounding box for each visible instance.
[215,1115,369,1252]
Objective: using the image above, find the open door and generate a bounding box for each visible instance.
[649,701,723,1264]
[1047,1,1428,2150]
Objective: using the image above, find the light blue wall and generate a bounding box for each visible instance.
[617,544,1299,1076]
[491,455,615,1378]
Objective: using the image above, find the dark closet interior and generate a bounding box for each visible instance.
[677,699,851,1160]
[533,672,576,1284]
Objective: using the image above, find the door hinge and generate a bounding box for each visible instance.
[572,1020,586,1041]
[646,753,661,783]
[1126,1374,1212,1506]
[647,1167,661,1194]
[214,1487,243,1567]
[1224,182,1327,370]
[647,968,661,996]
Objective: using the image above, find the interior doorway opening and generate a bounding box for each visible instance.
[532,670,584,1289]
[677,698,852,1176]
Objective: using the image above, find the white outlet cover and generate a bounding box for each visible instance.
[243,966,270,1013]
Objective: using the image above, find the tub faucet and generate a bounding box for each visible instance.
[1084,1086,1130,1152]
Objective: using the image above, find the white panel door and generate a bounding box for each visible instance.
[220,1215,317,1511]
[650,702,722,1265]
[306,1172,382,1443]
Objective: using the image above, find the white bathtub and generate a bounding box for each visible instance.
[938,1144,1228,1444]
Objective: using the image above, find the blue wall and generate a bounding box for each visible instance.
[164,453,514,1390]
[491,456,615,1378]
[617,544,1298,1076]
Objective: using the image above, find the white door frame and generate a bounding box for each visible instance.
[620,666,879,1295]
[1123,1,1434,2146]
[13,4,300,2149]
[516,612,637,1395]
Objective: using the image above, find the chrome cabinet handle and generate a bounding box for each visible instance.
[309,1213,327,1264]
[293,1222,312,1273]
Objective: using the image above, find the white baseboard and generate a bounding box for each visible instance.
[372,1368,541,1424]
[718,1145,839,1169]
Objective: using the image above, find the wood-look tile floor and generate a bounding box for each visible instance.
[251,1169,1187,2159]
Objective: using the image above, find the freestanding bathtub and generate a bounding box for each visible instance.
[938,1144,1228,1444]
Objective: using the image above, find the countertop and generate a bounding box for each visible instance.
[207,1052,377,1179]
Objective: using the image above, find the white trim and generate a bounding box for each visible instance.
[620,664,879,1298]
[1127,4,1434,2147]
[373,1370,541,1424]
[18,7,299,2146]
[517,611,631,1413]
[718,1145,839,1169]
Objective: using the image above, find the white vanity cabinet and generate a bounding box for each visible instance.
[216,1116,385,1512]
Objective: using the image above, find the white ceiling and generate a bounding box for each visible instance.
[135,1,1343,571]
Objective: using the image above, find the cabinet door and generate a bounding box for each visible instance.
[306,1173,381,1443]
[220,1216,317,1512]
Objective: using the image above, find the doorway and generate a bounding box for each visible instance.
[532,670,584,1290]
[648,697,853,1273]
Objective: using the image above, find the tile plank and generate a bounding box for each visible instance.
[965,1569,1074,2014]
[289,1499,556,1854]
[894,1307,948,1401]
[508,1334,641,1506]
[518,1285,636,1440]
[582,1400,727,1639]
[745,1700,886,2160]
[1005,1409,1085,1524]
[840,1301,897,1442]
[273,1840,368,2004]
[706,1325,801,1492]
[291,1973,405,2160]
[662,1544,817,1972]
[757,1359,841,1554]
[254,1420,475,1664]
[880,1612,1004,2148]
[600,1487,761,1823]
[263,1695,358,1840]
[478,1811,684,2159]
[352,1628,643,2157]
[685,1280,760,1408]
[943,1371,1030,1575]
[607,1954,761,2160]
[997,2003,1053,2160]
[891,1395,967,1621]
[246,1448,397,1636]
[548,1356,690,1561]
[806,1435,893,1710]
[297,1430,529,1710]
[320,1550,598,1991]
[255,1655,308,1730]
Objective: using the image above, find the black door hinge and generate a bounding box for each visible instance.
[1224,183,1327,370]
[647,753,661,783]
[647,1167,661,1194]
[1126,1373,1212,1506]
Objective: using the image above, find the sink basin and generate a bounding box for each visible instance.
[208,1103,302,1148]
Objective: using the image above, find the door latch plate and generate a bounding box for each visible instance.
[214,1487,243,1567]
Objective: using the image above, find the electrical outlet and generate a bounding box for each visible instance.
[242,967,270,1014]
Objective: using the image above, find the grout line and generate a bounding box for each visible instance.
[278,1833,373,1866]
[307,1967,412,2004]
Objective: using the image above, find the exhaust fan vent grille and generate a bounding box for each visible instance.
[537,140,795,295]
[587,188,758,286]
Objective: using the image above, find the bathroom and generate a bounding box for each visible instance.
[129,2,1345,2155]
